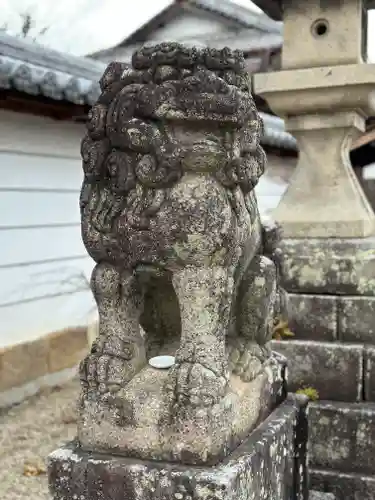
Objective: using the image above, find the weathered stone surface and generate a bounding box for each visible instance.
[78,354,287,465]
[308,401,375,475]
[278,237,375,295]
[364,346,375,401]
[270,340,363,401]
[77,43,287,464]
[310,468,375,500]
[49,395,309,500]
[287,294,337,341]
[337,296,375,344]
[309,491,335,500]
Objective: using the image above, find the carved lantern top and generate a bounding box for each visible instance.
[250,0,375,21]
[277,0,369,69]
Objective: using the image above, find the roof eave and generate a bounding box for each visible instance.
[88,0,282,59]
[0,33,107,109]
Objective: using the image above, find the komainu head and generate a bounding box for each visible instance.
[81,43,266,225]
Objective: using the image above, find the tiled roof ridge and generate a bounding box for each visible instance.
[0,32,296,151]
[0,32,105,106]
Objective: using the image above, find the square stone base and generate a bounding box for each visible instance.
[77,354,287,466]
[48,395,308,500]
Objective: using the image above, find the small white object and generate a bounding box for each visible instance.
[363,163,375,180]
[149,355,175,369]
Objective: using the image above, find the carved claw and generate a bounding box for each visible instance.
[166,361,227,408]
[228,340,266,383]
[80,336,146,394]
[80,354,130,394]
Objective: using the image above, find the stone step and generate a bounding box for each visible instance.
[278,237,375,297]
[310,468,375,500]
[286,292,375,344]
[308,401,375,475]
[286,293,337,342]
[270,340,363,402]
[309,491,335,500]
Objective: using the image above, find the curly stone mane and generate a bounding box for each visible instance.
[80,43,265,231]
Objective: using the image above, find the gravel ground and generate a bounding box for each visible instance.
[0,379,80,500]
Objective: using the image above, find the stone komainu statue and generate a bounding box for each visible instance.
[79,43,284,410]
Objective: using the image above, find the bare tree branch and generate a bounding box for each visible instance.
[2,12,50,42]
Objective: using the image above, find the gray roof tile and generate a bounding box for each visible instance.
[0,32,104,106]
[0,31,295,151]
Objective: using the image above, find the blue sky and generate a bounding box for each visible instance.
[1,0,374,61]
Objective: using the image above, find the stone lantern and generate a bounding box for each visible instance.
[253,2,375,497]
[255,0,375,237]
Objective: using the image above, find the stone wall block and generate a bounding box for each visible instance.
[271,340,363,402]
[47,327,88,373]
[308,401,375,475]
[287,294,337,341]
[337,296,375,344]
[48,396,308,500]
[278,237,375,296]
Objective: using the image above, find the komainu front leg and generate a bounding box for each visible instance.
[166,266,233,408]
[80,262,146,395]
[229,255,277,382]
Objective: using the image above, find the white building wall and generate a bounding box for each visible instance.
[0,110,95,348]
[255,154,295,215]
[0,110,294,350]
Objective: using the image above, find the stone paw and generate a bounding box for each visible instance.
[166,361,227,408]
[228,341,265,382]
[80,353,129,394]
[79,339,146,394]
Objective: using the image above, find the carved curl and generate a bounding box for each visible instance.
[80,43,265,229]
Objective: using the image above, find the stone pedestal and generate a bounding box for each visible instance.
[77,355,287,466]
[48,395,308,500]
